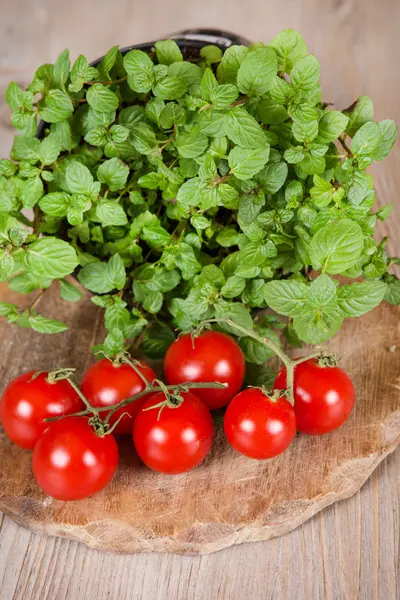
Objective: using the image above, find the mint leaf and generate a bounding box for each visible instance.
[338,281,387,317]
[264,279,308,316]
[315,111,349,143]
[25,237,79,278]
[270,29,307,73]
[309,220,363,274]
[124,49,154,93]
[108,254,126,289]
[351,122,381,157]
[8,273,52,294]
[345,96,374,137]
[39,132,62,165]
[86,84,119,112]
[142,224,171,250]
[155,40,183,65]
[59,279,83,302]
[217,45,248,83]
[53,49,70,91]
[29,313,68,334]
[21,176,44,208]
[66,161,100,196]
[224,107,267,148]
[200,45,223,64]
[221,275,246,298]
[153,77,187,100]
[174,127,208,158]
[384,275,400,305]
[228,145,270,180]
[97,158,129,191]
[38,89,74,123]
[140,322,175,358]
[210,84,239,108]
[237,47,278,96]
[39,192,70,216]
[69,55,98,92]
[78,262,111,293]
[309,174,334,207]
[11,136,40,163]
[371,120,397,161]
[95,199,128,226]
[290,55,320,92]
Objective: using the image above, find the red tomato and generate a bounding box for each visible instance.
[274,359,355,435]
[133,391,214,474]
[81,359,157,435]
[163,331,245,410]
[224,388,296,459]
[32,416,119,501]
[0,371,83,450]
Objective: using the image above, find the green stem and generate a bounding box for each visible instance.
[65,377,100,417]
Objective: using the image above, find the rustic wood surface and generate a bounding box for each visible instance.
[0,0,399,597]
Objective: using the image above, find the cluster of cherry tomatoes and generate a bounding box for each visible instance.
[0,330,355,502]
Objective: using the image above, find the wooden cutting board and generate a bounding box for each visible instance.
[0,283,399,555]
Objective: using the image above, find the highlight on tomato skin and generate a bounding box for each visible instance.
[32,416,119,501]
[0,371,83,450]
[224,388,296,459]
[81,358,157,435]
[163,330,246,411]
[133,390,214,474]
[274,358,355,435]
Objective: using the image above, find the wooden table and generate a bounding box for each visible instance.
[0,0,399,597]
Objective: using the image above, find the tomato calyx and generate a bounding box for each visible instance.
[142,380,185,420]
[317,353,339,368]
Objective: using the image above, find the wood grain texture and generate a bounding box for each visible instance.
[0,285,399,555]
[0,0,399,596]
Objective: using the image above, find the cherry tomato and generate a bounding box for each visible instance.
[224,388,296,459]
[133,391,214,474]
[274,359,355,435]
[32,416,119,501]
[0,371,83,450]
[81,359,157,435]
[163,331,245,410]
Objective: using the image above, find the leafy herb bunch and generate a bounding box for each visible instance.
[0,29,398,362]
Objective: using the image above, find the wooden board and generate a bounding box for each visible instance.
[0,283,399,555]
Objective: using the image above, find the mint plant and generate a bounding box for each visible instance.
[0,30,398,364]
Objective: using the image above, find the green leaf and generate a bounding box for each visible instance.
[59,279,83,302]
[293,307,342,344]
[86,84,119,112]
[384,275,400,305]
[124,50,154,93]
[104,302,130,332]
[210,84,239,108]
[39,192,70,216]
[217,45,248,83]
[309,174,334,207]
[221,275,246,298]
[69,55,98,92]
[38,89,74,123]
[168,62,202,86]
[371,120,397,161]
[315,110,349,144]
[269,29,307,73]
[290,55,320,92]
[143,291,163,313]
[78,262,110,293]
[11,136,40,163]
[258,96,288,125]
[224,107,267,148]
[345,96,374,137]
[28,313,68,334]
[97,158,129,191]
[237,47,278,96]
[140,322,175,358]
[159,102,185,128]
[174,127,208,158]
[95,199,128,226]
[351,122,381,156]
[25,237,78,278]
[264,279,308,316]
[142,224,171,250]
[201,68,218,101]
[153,77,187,100]
[97,46,119,80]
[216,227,240,247]
[103,329,125,356]
[228,145,270,180]
[66,161,100,196]
[53,49,70,91]
[216,302,253,332]
[338,281,387,317]
[284,146,304,164]
[155,40,183,65]
[240,327,280,364]
[239,240,276,268]
[21,176,44,208]
[200,45,222,64]
[8,273,52,294]
[39,132,62,165]
[310,220,364,274]
[256,160,288,193]
[346,170,370,206]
